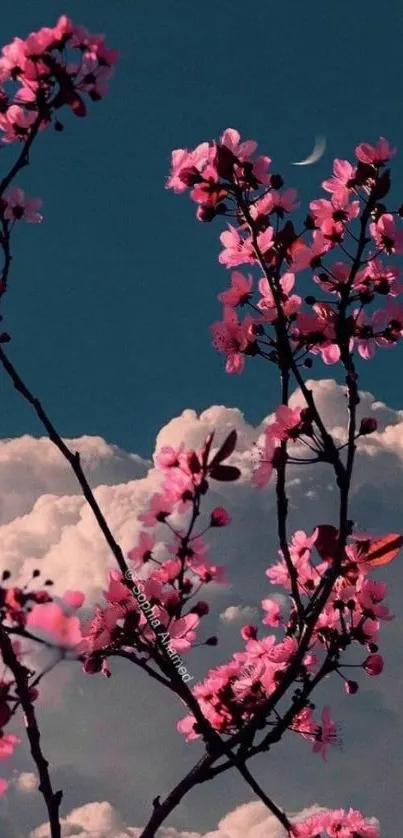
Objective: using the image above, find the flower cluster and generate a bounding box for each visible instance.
[78,431,237,675]
[290,807,378,837]
[177,524,395,764]
[167,130,403,374]
[0,15,119,141]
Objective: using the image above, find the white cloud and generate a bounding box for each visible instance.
[30,800,335,838]
[0,434,149,526]
[219,606,258,625]
[1,379,402,834]
[30,799,201,838]
[13,772,37,793]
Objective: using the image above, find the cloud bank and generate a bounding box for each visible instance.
[0,378,402,836]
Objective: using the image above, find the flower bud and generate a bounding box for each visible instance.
[205,636,218,646]
[182,578,193,594]
[83,655,103,675]
[196,205,216,222]
[270,173,284,190]
[304,213,316,230]
[241,624,258,640]
[190,600,209,617]
[359,417,377,435]
[101,660,111,678]
[345,679,359,695]
[363,653,384,676]
[210,507,231,527]
[29,687,39,702]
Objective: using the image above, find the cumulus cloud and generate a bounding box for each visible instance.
[30,799,202,838]
[30,800,330,838]
[1,378,403,835]
[0,435,149,526]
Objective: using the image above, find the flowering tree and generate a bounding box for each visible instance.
[0,14,400,838]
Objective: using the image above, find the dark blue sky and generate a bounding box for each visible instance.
[1,0,403,456]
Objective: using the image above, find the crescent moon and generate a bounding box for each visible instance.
[291,135,326,166]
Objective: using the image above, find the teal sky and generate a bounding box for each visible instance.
[1,0,403,457]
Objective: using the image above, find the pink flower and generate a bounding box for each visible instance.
[219,128,272,185]
[370,213,403,254]
[261,598,283,627]
[258,272,301,319]
[127,531,155,568]
[0,105,37,142]
[327,808,379,837]
[189,559,229,585]
[78,605,116,654]
[0,733,20,761]
[217,271,253,307]
[353,307,387,359]
[250,188,299,219]
[190,163,228,206]
[177,714,198,741]
[154,444,184,469]
[0,38,27,81]
[4,187,42,223]
[355,136,396,165]
[167,533,208,563]
[292,305,341,366]
[310,189,360,231]
[312,705,338,760]
[27,602,82,648]
[218,225,255,268]
[289,230,333,272]
[252,429,277,488]
[313,260,350,294]
[138,492,175,526]
[321,158,357,197]
[257,226,274,257]
[268,405,302,442]
[62,590,85,610]
[354,259,403,297]
[219,127,257,161]
[210,306,257,374]
[166,143,211,192]
[153,558,182,584]
[153,610,200,652]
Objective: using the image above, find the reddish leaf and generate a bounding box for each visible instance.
[200,432,215,468]
[363,533,403,567]
[209,464,241,482]
[373,169,391,200]
[187,450,201,474]
[209,430,238,469]
[314,525,339,562]
[70,93,87,117]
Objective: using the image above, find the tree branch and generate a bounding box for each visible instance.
[0,626,62,838]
